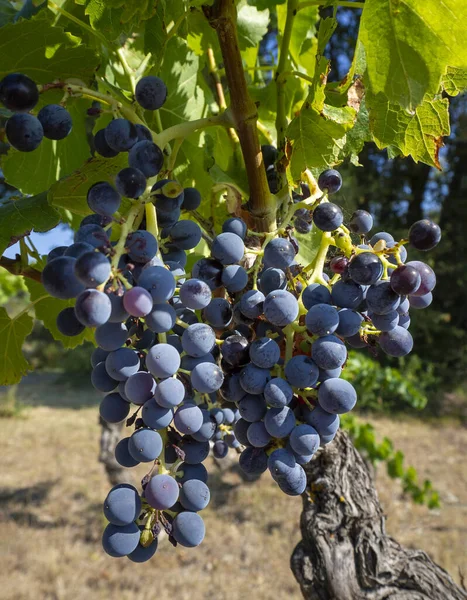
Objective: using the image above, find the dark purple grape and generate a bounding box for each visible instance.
[312,203,343,231]
[135,76,167,110]
[317,169,342,194]
[390,265,421,295]
[0,73,38,111]
[37,104,72,140]
[408,219,441,251]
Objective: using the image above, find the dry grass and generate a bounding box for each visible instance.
[0,384,465,599]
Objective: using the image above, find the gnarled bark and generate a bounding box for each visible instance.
[291,430,467,600]
[98,417,130,486]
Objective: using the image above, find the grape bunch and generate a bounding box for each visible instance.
[0,73,73,151]
[20,70,440,562]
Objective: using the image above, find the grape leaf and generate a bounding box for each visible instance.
[25,280,94,349]
[2,96,91,195]
[368,92,450,169]
[0,11,99,84]
[359,0,467,110]
[287,105,356,179]
[48,153,128,216]
[295,225,323,268]
[143,1,167,66]
[237,0,269,50]
[0,192,60,256]
[0,0,17,27]
[0,307,34,385]
[442,66,467,97]
[339,97,371,166]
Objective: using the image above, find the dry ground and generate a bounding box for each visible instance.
[0,379,466,600]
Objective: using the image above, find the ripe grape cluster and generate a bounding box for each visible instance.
[4,72,441,562]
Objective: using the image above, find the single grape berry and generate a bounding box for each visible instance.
[5,113,43,152]
[318,169,342,194]
[0,73,38,112]
[105,119,138,152]
[408,219,441,251]
[312,203,343,231]
[129,140,164,177]
[135,76,168,110]
[390,265,421,295]
[37,104,73,140]
[330,256,349,274]
[94,129,119,158]
[87,182,121,217]
[349,210,373,234]
[115,167,146,198]
[348,252,383,285]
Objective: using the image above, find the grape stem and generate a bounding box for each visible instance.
[304,231,332,286]
[283,323,295,365]
[155,113,233,150]
[110,199,146,271]
[0,256,42,283]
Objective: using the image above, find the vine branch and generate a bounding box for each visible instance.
[0,256,42,283]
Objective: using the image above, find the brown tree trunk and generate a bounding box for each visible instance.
[291,430,467,600]
[98,417,131,486]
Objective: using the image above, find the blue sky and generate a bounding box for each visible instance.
[4,224,73,260]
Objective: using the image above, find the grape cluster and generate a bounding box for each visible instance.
[22,71,440,561]
[0,73,73,151]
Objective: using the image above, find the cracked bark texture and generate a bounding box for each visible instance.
[98,417,131,486]
[291,430,467,600]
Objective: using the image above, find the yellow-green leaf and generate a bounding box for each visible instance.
[0,307,34,385]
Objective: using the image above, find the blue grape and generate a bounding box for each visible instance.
[261,144,278,168]
[335,308,363,337]
[221,264,248,293]
[349,210,373,234]
[47,246,67,262]
[64,242,95,259]
[175,462,208,484]
[237,394,267,422]
[211,232,245,265]
[318,169,342,194]
[370,310,399,332]
[128,140,164,177]
[154,377,185,408]
[249,337,280,369]
[318,367,342,382]
[222,217,247,239]
[135,124,152,141]
[74,251,110,287]
[264,406,296,438]
[87,181,121,217]
[408,219,441,251]
[91,347,109,368]
[42,257,85,300]
[181,353,215,371]
[174,403,204,434]
[170,220,202,250]
[172,511,205,547]
[180,279,212,310]
[259,267,287,295]
[75,224,109,249]
[179,479,210,512]
[191,409,217,442]
[284,355,319,388]
[178,437,210,464]
[240,363,271,394]
[146,343,180,378]
[239,447,268,474]
[370,231,394,247]
[276,463,307,496]
[303,406,339,436]
[138,266,176,302]
[125,230,158,264]
[409,292,432,309]
[124,371,156,404]
[6,113,43,151]
[233,418,250,446]
[105,348,140,381]
[105,118,138,151]
[268,447,296,480]
[75,289,111,327]
[91,362,118,393]
[397,297,410,315]
[192,258,223,290]
[302,283,332,310]
[191,362,224,393]
[247,421,271,447]
[94,128,118,158]
[203,298,233,329]
[145,474,179,510]
[213,440,229,458]
[128,536,158,563]
[313,202,343,231]
[405,261,436,296]
[294,217,312,234]
[141,400,174,429]
[99,392,130,423]
[102,523,140,557]
[264,378,293,408]
[115,437,139,468]
[37,104,72,140]
[289,424,320,455]
[182,323,216,357]
[318,378,357,414]
[264,290,299,326]
[398,312,411,328]
[346,333,367,348]
[107,292,129,323]
[312,335,347,370]
[135,76,167,110]
[263,238,295,269]
[128,428,163,462]
[0,73,38,111]
[240,289,265,319]
[379,326,413,357]
[123,287,153,317]
[220,373,246,403]
[305,303,339,336]
[115,167,146,198]
[390,265,421,296]
[366,281,400,315]
[181,187,201,211]
[220,334,249,366]
[348,252,383,285]
[56,307,85,337]
[145,303,176,333]
[332,279,365,309]
[103,484,141,526]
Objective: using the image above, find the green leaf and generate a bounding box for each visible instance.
[0,11,99,84]
[0,192,60,256]
[442,66,467,97]
[359,0,467,110]
[287,105,356,178]
[143,1,167,66]
[237,0,269,50]
[368,92,450,169]
[387,450,405,479]
[25,279,94,349]
[0,306,34,385]
[48,153,128,216]
[2,96,91,195]
[295,224,323,267]
[340,96,371,166]
[0,0,17,27]
[287,6,319,74]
